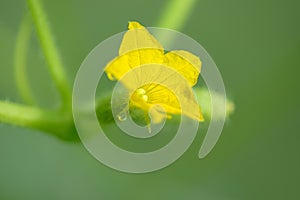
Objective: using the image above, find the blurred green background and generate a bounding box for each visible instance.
[0,0,299,199]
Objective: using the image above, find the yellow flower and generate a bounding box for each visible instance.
[105,21,204,124]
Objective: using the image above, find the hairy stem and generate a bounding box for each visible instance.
[0,100,76,140]
[14,15,35,105]
[27,0,71,110]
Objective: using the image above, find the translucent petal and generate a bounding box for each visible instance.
[119,22,163,55]
[163,50,201,86]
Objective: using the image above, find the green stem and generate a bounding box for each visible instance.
[27,0,71,110]
[0,100,76,140]
[14,14,35,105]
[156,0,197,30]
[155,0,198,47]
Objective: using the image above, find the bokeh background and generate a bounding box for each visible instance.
[0,0,299,199]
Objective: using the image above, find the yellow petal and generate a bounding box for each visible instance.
[163,50,201,86]
[128,72,203,122]
[105,49,164,85]
[143,83,204,122]
[122,22,164,69]
[126,49,164,68]
[105,21,164,81]
[105,54,131,80]
[119,21,163,55]
[128,21,143,30]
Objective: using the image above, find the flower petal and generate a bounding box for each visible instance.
[144,83,204,122]
[163,50,201,86]
[119,21,163,55]
[120,22,164,70]
[105,21,164,81]
[105,54,132,81]
[105,21,204,123]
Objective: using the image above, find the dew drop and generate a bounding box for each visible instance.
[117,112,127,121]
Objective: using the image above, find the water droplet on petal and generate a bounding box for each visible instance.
[117,112,127,121]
